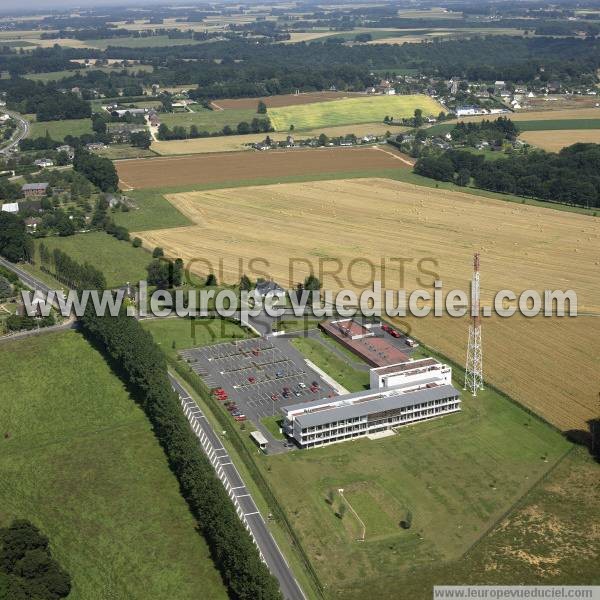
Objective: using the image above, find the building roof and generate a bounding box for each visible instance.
[250,431,269,446]
[371,358,439,376]
[287,384,460,428]
[255,280,284,296]
[1,202,19,213]
[22,183,48,191]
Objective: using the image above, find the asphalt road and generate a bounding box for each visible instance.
[0,256,54,296]
[168,374,306,600]
[0,110,30,156]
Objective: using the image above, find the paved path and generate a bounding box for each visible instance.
[0,110,30,155]
[168,374,306,600]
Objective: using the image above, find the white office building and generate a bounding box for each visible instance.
[282,358,460,449]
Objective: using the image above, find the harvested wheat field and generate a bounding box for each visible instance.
[116,147,411,189]
[151,124,406,155]
[210,91,361,111]
[521,129,600,152]
[135,178,600,432]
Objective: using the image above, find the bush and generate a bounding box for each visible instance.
[132,237,142,248]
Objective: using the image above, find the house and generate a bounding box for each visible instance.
[456,105,486,117]
[22,183,49,197]
[255,279,284,299]
[56,145,74,159]
[494,80,506,93]
[24,216,41,232]
[1,202,19,213]
[0,113,10,123]
[34,158,54,168]
[85,142,107,152]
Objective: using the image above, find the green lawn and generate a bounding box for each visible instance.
[87,36,205,49]
[112,188,193,231]
[142,316,253,359]
[257,369,571,598]
[261,416,285,440]
[29,117,93,141]
[24,65,153,82]
[428,118,600,137]
[0,331,228,600]
[32,232,151,288]
[160,108,263,134]
[290,336,370,392]
[268,95,443,132]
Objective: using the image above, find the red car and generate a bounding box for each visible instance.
[271,393,279,401]
[389,329,401,338]
[310,385,319,393]
[252,348,260,356]
[248,376,256,383]
[234,415,247,422]
[381,324,391,333]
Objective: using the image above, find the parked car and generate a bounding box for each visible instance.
[406,338,419,348]
[271,393,279,401]
[294,390,302,397]
[298,382,306,389]
[282,387,291,397]
[381,324,391,333]
[248,376,256,383]
[310,385,319,393]
[389,329,401,338]
[311,381,319,388]
[275,371,284,378]
[234,415,247,422]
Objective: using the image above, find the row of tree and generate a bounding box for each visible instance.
[38,245,106,290]
[157,117,273,141]
[0,213,32,263]
[79,305,282,600]
[414,143,600,209]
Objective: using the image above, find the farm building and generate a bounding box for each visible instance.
[282,358,460,448]
[319,319,408,367]
[1,202,19,213]
[22,182,48,197]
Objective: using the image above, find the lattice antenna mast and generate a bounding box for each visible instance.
[464,253,484,396]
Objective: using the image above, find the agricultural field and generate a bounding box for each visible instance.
[0,331,227,600]
[159,107,263,134]
[151,123,404,155]
[28,117,93,140]
[82,35,205,49]
[210,91,360,110]
[255,372,571,598]
[32,232,151,288]
[521,129,600,151]
[267,94,443,131]
[96,144,156,160]
[116,146,410,189]
[134,178,600,432]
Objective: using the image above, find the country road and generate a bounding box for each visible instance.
[169,374,306,600]
[0,109,29,155]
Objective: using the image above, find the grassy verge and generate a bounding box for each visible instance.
[261,416,285,440]
[0,331,228,600]
[290,336,370,392]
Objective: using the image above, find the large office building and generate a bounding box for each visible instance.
[282,358,460,449]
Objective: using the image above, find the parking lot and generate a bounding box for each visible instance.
[179,337,336,427]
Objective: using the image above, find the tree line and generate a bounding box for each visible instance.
[414,143,600,209]
[157,117,273,141]
[38,245,106,290]
[79,305,282,600]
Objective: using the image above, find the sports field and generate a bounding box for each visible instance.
[0,331,227,600]
[134,178,599,432]
[116,147,411,189]
[267,94,443,131]
[521,129,600,151]
[258,376,570,597]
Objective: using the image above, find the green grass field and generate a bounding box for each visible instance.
[24,65,153,82]
[29,117,93,140]
[268,95,443,132]
[428,118,600,137]
[160,108,263,134]
[86,36,205,49]
[0,331,228,600]
[142,316,252,359]
[32,232,151,288]
[256,369,571,597]
[291,335,370,392]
